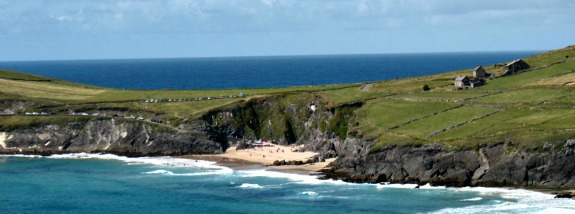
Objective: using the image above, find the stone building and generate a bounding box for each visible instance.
[454,76,470,88]
[501,59,530,76]
[473,65,487,79]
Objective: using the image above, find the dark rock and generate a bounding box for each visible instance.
[554,193,573,199]
[326,141,575,189]
[235,141,253,151]
[1,120,222,156]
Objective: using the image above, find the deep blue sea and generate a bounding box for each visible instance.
[1,154,574,214]
[0,51,540,90]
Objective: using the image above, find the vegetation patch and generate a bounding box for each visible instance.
[0,116,90,131]
[328,102,362,140]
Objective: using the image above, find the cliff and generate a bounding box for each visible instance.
[0,119,222,156]
[323,141,575,188]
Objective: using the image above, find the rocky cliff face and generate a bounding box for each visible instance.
[323,141,575,188]
[0,119,222,156]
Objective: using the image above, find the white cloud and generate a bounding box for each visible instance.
[50,10,85,23]
[29,0,569,34]
[1,0,573,60]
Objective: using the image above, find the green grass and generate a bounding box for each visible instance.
[2,45,575,152]
[135,99,243,118]
[0,69,53,81]
[431,108,575,148]
[394,106,497,137]
[389,91,493,100]
[0,116,90,131]
[479,60,575,89]
[471,88,575,105]
[523,45,575,68]
[354,100,459,142]
[430,108,530,140]
[360,100,459,129]
[318,85,386,106]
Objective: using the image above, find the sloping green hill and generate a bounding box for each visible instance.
[351,45,575,149]
[1,45,574,149]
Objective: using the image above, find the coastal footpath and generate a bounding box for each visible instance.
[1,45,575,191]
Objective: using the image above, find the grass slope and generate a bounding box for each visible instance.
[1,45,574,150]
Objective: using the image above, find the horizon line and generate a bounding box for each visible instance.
[0,49,547,63]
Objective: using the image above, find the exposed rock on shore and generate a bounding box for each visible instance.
[323,141,575,188]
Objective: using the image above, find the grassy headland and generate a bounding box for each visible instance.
[1,45,574,151]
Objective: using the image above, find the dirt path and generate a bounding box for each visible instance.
[360,83,373,91]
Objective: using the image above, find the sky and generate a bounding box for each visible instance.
[0,0,574,61]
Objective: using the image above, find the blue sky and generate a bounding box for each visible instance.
[1,0,574,61]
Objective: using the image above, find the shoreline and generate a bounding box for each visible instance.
[2,152,573,198]
[181,145,335,175]
[181,148,575,199]
[183,153,573,199]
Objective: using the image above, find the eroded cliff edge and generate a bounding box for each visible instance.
[0,119,222,156]
[1,95,574,189]
[324,141,575,188]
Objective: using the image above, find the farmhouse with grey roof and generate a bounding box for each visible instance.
[454,76,470,88]
[473,65,487,79]
[501,59,530,76]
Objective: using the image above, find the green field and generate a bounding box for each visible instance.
[1,45,574,150]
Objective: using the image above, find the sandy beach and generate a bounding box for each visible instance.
[184,145,334,175]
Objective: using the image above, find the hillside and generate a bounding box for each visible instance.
[1,45,574,188]
[2,45,574,148]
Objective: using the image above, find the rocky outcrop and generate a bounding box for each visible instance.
[0,100,34,115]
[201,94,346,152]
[0,119,222,156]
[322,141,575,188]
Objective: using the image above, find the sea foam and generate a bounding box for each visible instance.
[239,183,264,189]
[144,170,174,175]
[301,191,319,197]
[237,169,351,186]
[0,154,42,158]
[44,153,234,175]
[461,197,482,202]
[431,187,575,214]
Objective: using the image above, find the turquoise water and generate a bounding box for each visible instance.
[0,51,539,90]
[1,154,574,213]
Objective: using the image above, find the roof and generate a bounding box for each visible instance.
[474,65,483,71]
[454,76,468,81]
[506,59,522,66]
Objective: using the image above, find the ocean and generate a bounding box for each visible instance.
[0,51,540,90]
[1,154,574,213]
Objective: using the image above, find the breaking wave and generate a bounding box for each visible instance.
[238,183,264,189]
[45,153,232,172]
[301,191,318,197]
[461,197,483,202]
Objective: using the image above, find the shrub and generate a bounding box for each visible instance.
[422,84,431,91]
